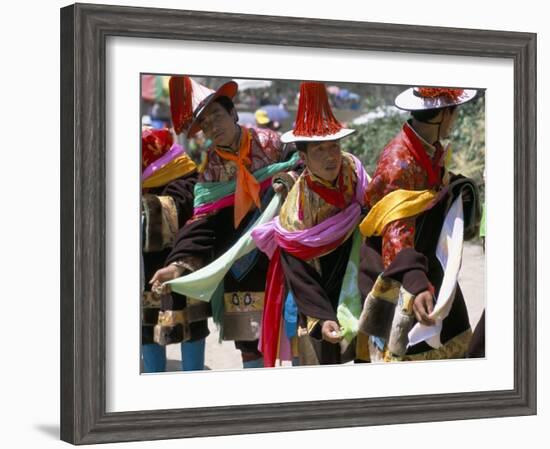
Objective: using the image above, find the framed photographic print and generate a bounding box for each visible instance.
[60,2,536,445]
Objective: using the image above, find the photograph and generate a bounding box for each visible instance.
[140,74,486,372]
[58,3,536,444]
[3,0,547,448]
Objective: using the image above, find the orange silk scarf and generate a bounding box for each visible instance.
[215,128,261,228]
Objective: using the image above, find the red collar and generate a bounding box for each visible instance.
[305,170,347,210]
[402,123,443,187]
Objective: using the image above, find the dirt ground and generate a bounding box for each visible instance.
[165,241,486,371]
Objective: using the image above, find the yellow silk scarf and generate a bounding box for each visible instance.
[359,189,436,237]
[142,154,197,189]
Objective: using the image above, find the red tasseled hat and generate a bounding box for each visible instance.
[281,81,355,144]
[416,87,465,101]
[168,75,238,137]
[169,76,194,135]
[395,86,478,111]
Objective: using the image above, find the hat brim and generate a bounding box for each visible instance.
[395,88,478,111]
[187,81,238,137]
[281,127,355,144]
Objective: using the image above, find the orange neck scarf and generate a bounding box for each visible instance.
[215,127,261,228]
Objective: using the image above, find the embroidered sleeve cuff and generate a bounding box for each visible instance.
[306,317,323,340]
[169,260,196,277]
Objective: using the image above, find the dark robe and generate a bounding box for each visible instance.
[141,172,199,344]
[467,311,485,358]
[360,176,479,357]
[166,188,275,355]
[280,234,354,365]
[160,129,296,352]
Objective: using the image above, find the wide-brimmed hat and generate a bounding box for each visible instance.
[169,76,238,137]
[395,86,477,111]
[281,82,355,144]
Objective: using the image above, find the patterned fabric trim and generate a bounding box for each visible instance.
[223,291,264,313]
[142,291,161,308]
[388,328,473,361]
[364,328,473,362]
[158,195,178,248]
[358,275,414,342]
[371,275,402,303]
[306,316,322,338]
[170,259,202,276]
[222,291,264,341]
[157,309,187,326]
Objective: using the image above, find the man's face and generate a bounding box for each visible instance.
[197,101,238,147]
[440,107,459,139]
[301,140,343,183]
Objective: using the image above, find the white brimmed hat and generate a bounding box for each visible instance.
[169,76,238,137]
[281,82,355,144]
[395,87,477,111]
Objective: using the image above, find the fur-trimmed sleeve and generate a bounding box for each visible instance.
[142,193,178,253]
[142,172,198,253]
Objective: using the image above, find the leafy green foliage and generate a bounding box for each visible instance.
[448,96,486,197]
[341,97,486,201]
[340,110,403,175]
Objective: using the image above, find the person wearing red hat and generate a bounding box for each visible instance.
[140,127,201,372]
[150,76,298,369]
[356,86,482,361]
[251,82,370,366]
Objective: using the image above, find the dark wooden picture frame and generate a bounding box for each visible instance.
[60,3,536,445]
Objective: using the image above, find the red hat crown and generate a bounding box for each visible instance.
[169,76,194,135]
[416,87,465,102]
[293,82,343,137]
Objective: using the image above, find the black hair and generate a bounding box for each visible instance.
[213,95,239,123]
[295,141,308,153]
[411,105,457,123]
[214,96,236,114]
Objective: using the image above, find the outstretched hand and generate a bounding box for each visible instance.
[149,264,182,295]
